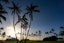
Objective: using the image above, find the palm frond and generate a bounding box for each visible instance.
[34,10,40,12]
[15,20,20,25]
[8,7,13,9]
[22,14,28,20]
[3,0,9,3]
[30,4,38,9]
[0,15,6,21]
[0,19,2,24]
[0,11,7,14]
[15,15,21,25]
[9,1,22,15]
[0,4,3,10]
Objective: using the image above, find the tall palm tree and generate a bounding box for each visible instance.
[25,4,40,39]
[15,14,28,41]
[0,4,7,23]
[8,1,22,43]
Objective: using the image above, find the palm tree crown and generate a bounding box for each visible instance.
[8,1,22,15]
[0,4,7,23]
[26,4,40,21]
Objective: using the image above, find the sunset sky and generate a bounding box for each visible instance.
[0,0,64,39]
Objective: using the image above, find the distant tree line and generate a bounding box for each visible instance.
[43,26,64,41]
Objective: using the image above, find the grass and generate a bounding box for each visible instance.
[7,41,64,43]
[1,40,64,43]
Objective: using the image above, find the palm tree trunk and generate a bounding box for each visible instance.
[13,14,18,43]
[24,19,31,43]
[19,28,22,43]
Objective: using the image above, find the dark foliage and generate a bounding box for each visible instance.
[43,36,58,41]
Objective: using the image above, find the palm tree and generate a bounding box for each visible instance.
[49,28,54,34]
[51,28,54,32]
[15,14,28,41]
[25,4,40,39]
[0,27,6,43]
[8,1,22,43]
[0,4,7,23]
[0,27,4,35]
[59,26,64,38]
[1,0,9,3]
[2,32,6,43]
[60,26,64,29]
[15,14,28,30]
[38,30,41,36]
[45,32,49,34]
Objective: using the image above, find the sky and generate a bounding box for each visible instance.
[0,0,64,39]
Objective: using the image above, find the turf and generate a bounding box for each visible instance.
[5,41,64,43]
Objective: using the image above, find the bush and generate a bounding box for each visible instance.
[43,36,58,41]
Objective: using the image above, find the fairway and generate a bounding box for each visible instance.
[5,41,64,43]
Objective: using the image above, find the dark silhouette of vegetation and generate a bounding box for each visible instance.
[59,26,64,39]
[45,28,59,41]
[1,0,9,3]
[0,27,6,43]
[15,14,28,43]
[45,28,58,36]
[8,1,22,43]
[43,36,58,41]
[38,30,41,36]
[25,3,40,41]
[0,0,42,42]
[0,4,7,23]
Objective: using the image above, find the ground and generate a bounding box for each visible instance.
[3,41,64,43]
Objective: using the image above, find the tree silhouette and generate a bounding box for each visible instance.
[0,27,4,35]
[8,1,22,43]
[25,4,40,40]
[45,28,58,36]
[60,26,64,29]
[0,4,7,24]
[38,30,41,36]
[15,14,28,42]
[1,0,9,3]
[35,31,38,35]
[0,27,6,43]
[59,26,64,38]
[45,32,49,34]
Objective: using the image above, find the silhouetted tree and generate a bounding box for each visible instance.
[45,28,58,36]
[45,32,49,34]
[25,4,40,40]
[60,26,64,29]
[15,14,28,42]
[59,26,64,38]
[8,1,22,43]
[38,30,41,36]
[35,31,38,35]
[2,0,9,3]
[0,27,6,43]
[43,36,58,41]
[0,4,7,23]
[0,27,4,35]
